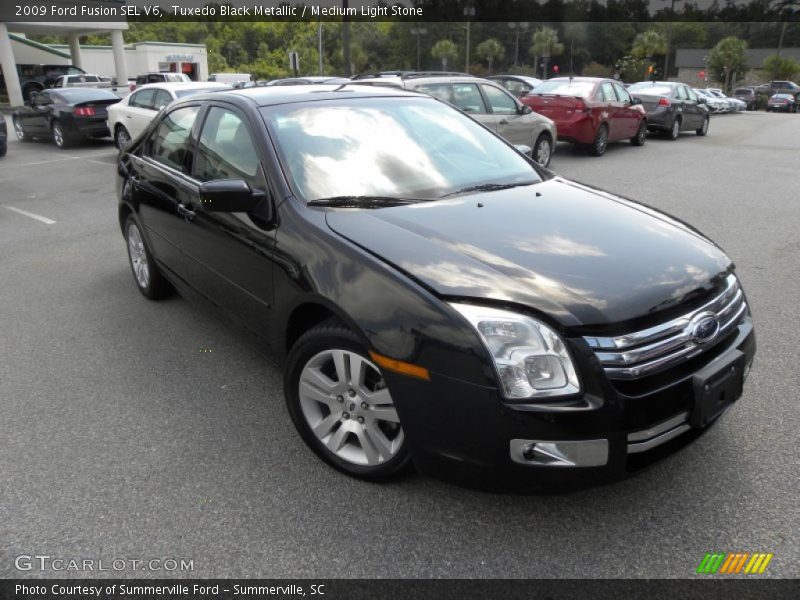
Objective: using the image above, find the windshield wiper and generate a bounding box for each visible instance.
[439,181,537,199]
[307,195,421,208]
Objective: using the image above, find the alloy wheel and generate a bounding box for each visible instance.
[127,222,150,289]
[116,127,131,151]
[534,136,552,166]
[13,118,25,141]
[671,118,680,139]
[298,349,404,467]
[53,124,65,148]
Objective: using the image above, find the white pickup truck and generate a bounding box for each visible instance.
[50,74,132,98]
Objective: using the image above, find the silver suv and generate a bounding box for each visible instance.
[352,73,557,167]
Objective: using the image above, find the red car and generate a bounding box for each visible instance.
[522,77,647,156]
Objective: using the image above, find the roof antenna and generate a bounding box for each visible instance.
[569,38,574,80]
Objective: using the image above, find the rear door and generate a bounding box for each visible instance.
[130,104,202,281]
[479,82,531,146]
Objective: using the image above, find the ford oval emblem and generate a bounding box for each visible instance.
[689,313,719,344]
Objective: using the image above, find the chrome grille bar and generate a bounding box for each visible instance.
[585,274,747,380]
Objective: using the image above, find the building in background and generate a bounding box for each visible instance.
[676,47,800,87]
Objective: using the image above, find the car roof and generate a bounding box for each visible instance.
[133,82,230,92]
[186,84,425,107]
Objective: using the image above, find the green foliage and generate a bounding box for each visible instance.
[631,30,667,59]
[431,39,458,70]
[615,55,650,82]
[475,38,505,73]
[582,61,613,78]
[531,27,564,59]
[762,54,800,80]
[708,36,748,92]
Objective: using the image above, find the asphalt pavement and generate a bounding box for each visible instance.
[0,111,798,579]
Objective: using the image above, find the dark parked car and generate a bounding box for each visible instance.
[732,86,758,110]
[766,93,797,112]
[116,85,755,490]
[488,74,543,97]
[0,63,87,104]
[0,117,7,157]
[12,88,120,148]
[521,77,648,156]
[627,81,710,139]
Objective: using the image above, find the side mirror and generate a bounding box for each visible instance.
[697,97,706,105]
[518,104,533,115]
[199,179,268,215]
[630,97,642,105]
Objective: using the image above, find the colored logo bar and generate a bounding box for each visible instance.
[696,552,773,574]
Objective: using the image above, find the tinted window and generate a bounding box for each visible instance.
[415,83,454,104]
[481,84,518,114]
[148,106,199,172]
[129,89,156,109]
[675,86,688,100]
[194,108,260,186]
[452,83,488,114]
[67,75,100,83]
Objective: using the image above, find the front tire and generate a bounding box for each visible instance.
[588,124,608,156]
[630,121,647,146]
[115,125,131,151]
[285,321,411,480]
[124,215,174,300]
[532,133,553,167]
[696,115,709,136]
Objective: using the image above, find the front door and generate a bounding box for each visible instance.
[480,83,531,147]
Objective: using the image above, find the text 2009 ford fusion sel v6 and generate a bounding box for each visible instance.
[116,85,755,490]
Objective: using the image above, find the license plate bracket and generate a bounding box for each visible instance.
[691,350,745,429]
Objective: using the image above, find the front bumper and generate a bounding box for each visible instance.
[389,316,755,491]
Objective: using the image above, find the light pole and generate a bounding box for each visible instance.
[464,5,475,73]
[410,27,427,71]
[662,0,682,80]
[508,22,529,68]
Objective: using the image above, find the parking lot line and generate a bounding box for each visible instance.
[2,205,57,225]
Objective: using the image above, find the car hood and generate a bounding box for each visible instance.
[325,178,733,327]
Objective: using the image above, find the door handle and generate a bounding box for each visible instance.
[126,114,133,118]
[499,118,509,125]
[177,203,196,223]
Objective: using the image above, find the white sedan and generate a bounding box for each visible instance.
[107,82,229,150]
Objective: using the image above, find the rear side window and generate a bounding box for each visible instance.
[194,107,260,186]
[148,106,199,172]
[452,83,487,114]
[129,89,155,110]
[153,90,173,110]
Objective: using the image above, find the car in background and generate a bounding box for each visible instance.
[107,82,230,150]
[115,84,756,489]
[756,81,800,98]
[0,116,7,157]
[627,81,710,139]
[208,73,252,85]
[356,74,557,166]
[766,93,798,112]
[264,76,352,86]
[521,77,647,156]
[134,72,191,88]
[50,73,132,98]
[488,74,543,97]
[0,63,87,104]
[732,86,758,110]
[694,88,728,113]
[705,89,745,112]
[12,88,120,148]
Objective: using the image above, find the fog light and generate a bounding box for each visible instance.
[510,439,608,467]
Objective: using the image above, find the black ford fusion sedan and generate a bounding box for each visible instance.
[116,85,755,490]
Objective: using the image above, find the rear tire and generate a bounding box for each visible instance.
[667,116,681,140]
[115,126,132,151]
[696,115,709,136]
[630,121,647,146]
[52,122,72,149]
[285,321,412,480]
[588,124,608,156]
[124,215,174,300]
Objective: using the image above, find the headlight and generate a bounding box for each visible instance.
[450,303,581,400]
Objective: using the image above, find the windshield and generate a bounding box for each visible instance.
[530,80,595,97]
[628,83,674,96]
[263,97,541,203]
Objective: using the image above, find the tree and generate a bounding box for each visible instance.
[476,38,505,73]
[531,27,564,78]
[708,36,748,93]
[762,53,800,81]
[431,39,458,70]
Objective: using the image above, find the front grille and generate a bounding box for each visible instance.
[584,274,746,381]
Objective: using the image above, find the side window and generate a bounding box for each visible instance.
[147,106,199,172]
[153,90,172,110]
[613,83,632,103]
[600,82,616,102]
[685,87,698,102]
[415,83,454,104]
[675,86,688,100]
[129,89,155,110]
[452,83,488,114]
[481,84,518,115]
[505,80,527,95]
[194,107,261,187]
